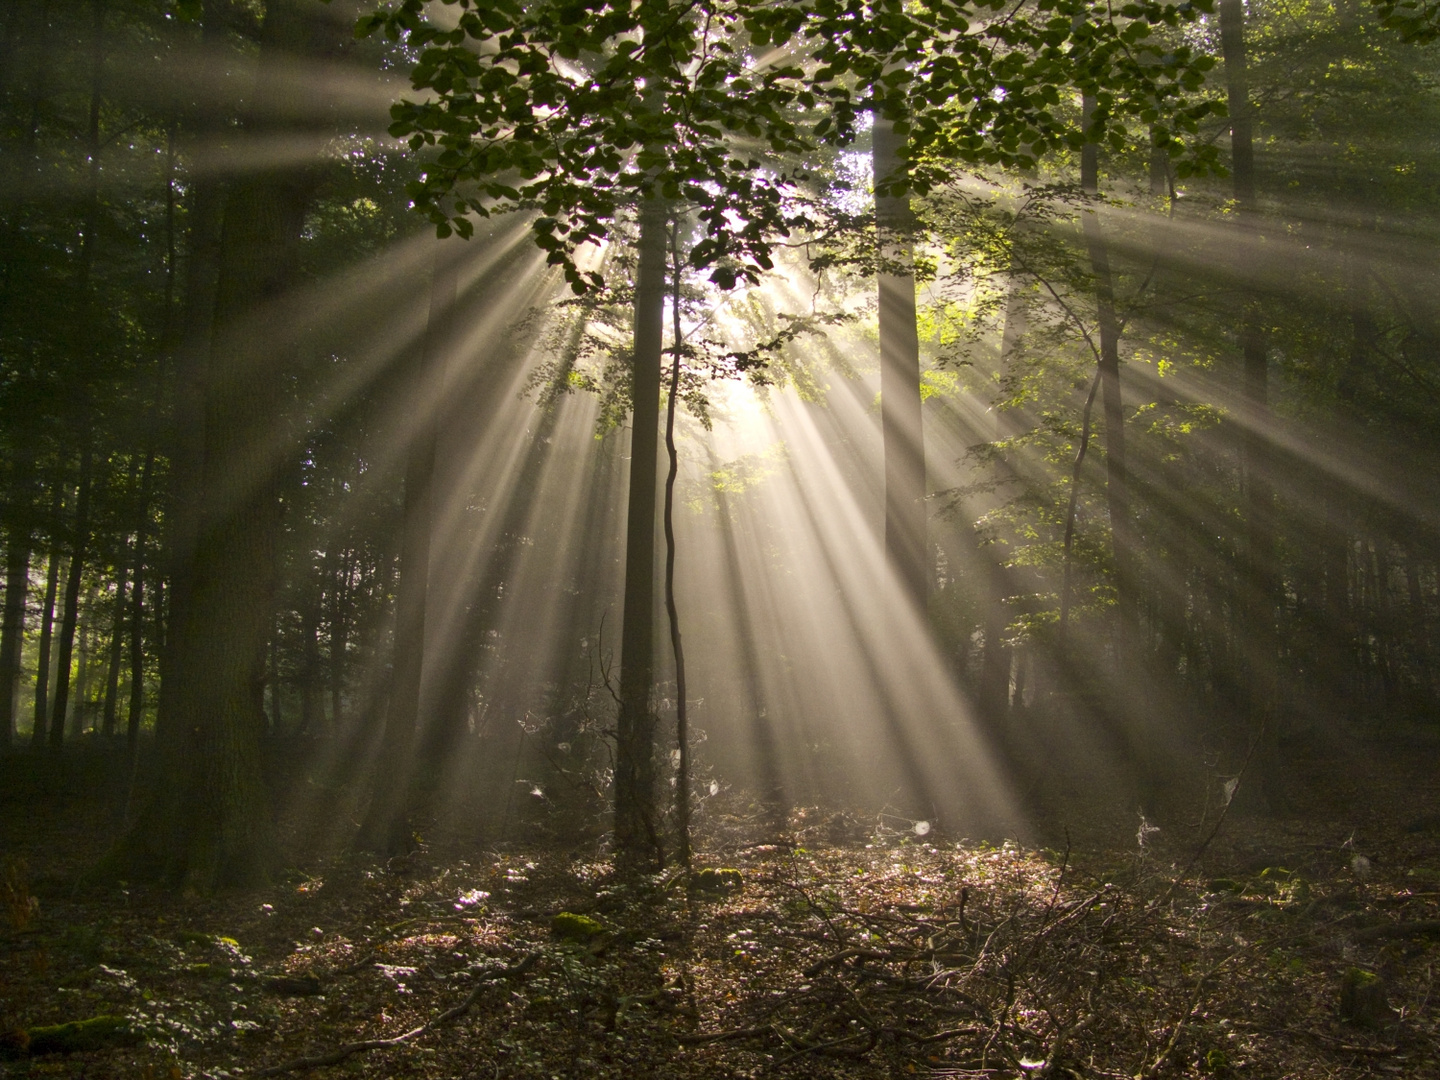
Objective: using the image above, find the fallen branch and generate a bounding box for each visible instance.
[674,1025,773,1045]
[1140,952,1240,1080]
[1351,919,1440,942]
[249,951,540,1077]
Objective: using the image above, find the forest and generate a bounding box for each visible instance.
[2,0,1439,1076]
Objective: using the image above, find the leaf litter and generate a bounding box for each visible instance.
[1,771,1439,1078]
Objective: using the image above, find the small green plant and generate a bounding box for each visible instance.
[551,912,605,942]
[688,868,742,896]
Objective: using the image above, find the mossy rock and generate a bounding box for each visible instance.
[0,1015,141,1058]
[551,912,605,942]
[1339,967,1389,1026]
[688,868,743,896]
[1206,878,1245,894]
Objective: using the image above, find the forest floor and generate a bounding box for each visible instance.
[2,732,1439,1080]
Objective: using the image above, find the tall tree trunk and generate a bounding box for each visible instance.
[70,596,96,737]
[1405,546,1432,712]
[978,277,1026,726]
[299,591,320,732]
[119,0,330,889]
[0,454,33,745]
[615,197,667,867]
[103,458,142,737]
[1081,97,1155,806]
[153,0,230,797]
[126,452,155,753]
[31,493,62,747]
[357,246,457,854]
[329,549,352,729]
[664,229,690,868]
[873,117,927,612]
[102,554,130,737]
[48,437,95,751]
[1221,0,1282,809]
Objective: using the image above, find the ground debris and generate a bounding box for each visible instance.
[3,790,1439,1079]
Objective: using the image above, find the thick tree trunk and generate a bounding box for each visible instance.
[119,0,329,890]
[153,0,229,799]
[357,246,457,854]
[1221,0,1283,809]
[614,198,667,867]
[873,117,927,612]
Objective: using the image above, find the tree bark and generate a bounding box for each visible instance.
[48,437,95,750]
[664,229,690,868]
[126,451,155,751]
[0,482,32,745]
[978,277,1026,725]
[119,0,331,889]
[873,117,927,612]
[1221,0,1282,809]
[153,0,230,801]
[30,496,62,747]
[1081,96,1158,808]
[614,197,667,867]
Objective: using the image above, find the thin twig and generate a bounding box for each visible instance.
[249,951,540,1077]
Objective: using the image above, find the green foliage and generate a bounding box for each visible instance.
[550,911,606,941]
[688,867,743,894]
[2,1015,141,1058]
[358,0,1224,293]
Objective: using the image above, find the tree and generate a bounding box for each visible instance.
[359,0,1225,859]
[119,0,345,889]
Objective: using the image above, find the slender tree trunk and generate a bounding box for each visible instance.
[102,555,130,738]
[267,614,282,732]
[357,246,457,854]
[31,496,62,747]
[1405,546,1432,711]
[126,451,154,751]
[102,458,142,737]
[615,197,667,867]
[664,229,690,868]
[978,277,1025,725]
[873,117,927,611]
[299,591,320,732]
[1080,99,1131,638]
[70,597,96,737]
[1081,97,1157,806]
[329,550,353,729]
[0,496,32,745]
[49,437,95,751]
[1221,0,1282,809]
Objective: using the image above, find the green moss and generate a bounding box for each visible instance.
[551,912,605,942]
[689,868,743,895]
[1340,967,1389,1026]
[2,1015,141,1057]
